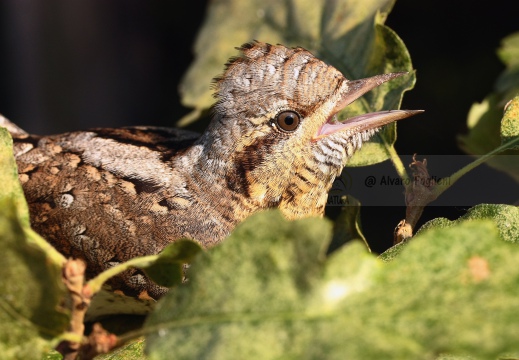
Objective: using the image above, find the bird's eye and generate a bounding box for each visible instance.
[275,111,300,132]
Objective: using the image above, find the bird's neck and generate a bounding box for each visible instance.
[184,125,342,224]
[170,127,258,244]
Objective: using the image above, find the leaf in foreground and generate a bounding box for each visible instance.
[0,126,30,226]
[179,0,416,166]
[416,203,519,244]
[95,338,147,360]
[381,203,519,261]
[0,125,69,359]
[145,210,519,359]
[0,199,69,360]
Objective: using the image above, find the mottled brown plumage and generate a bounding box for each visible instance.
[2,41,422,300]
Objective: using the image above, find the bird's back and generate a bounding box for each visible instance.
[10,122,200,298]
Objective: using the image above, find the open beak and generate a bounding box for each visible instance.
[316,72,423,138]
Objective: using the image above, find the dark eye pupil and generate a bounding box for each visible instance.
[276,111,300,132]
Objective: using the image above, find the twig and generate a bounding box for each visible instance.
[56,259,89,359]
[56,259,119,360]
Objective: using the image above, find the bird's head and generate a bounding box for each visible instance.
[200,41,422,219]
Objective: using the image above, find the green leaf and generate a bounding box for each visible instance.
[0,128,67,268]
[96,338,147,360]
[179,0,416,166]
[459,94,502,155]
[41,350,64,360]
[0,127,30,227]
[327,195,370,252]
[0,128,67,266]
[381,203,519,261]
[0,199,69,360]
[144,210,333,358]
[0,125,69,359]
[378,240,407,262]
[458,32,519,181]
[501,95,519,147]
[144,210,519,359]
[417,203,519,244]
[143,240,202,288]
[346,22,415,166]
[496,32,519,101]
[375,220,519,359]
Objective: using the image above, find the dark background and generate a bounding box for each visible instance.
[1,1,517,253]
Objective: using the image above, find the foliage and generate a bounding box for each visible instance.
[417,204,519,244]
[458,32,519,181]
[0,129,69,360]
[144,211,519,360]
[95,338,146,360]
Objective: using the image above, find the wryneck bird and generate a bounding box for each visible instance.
[2,41,422,300]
